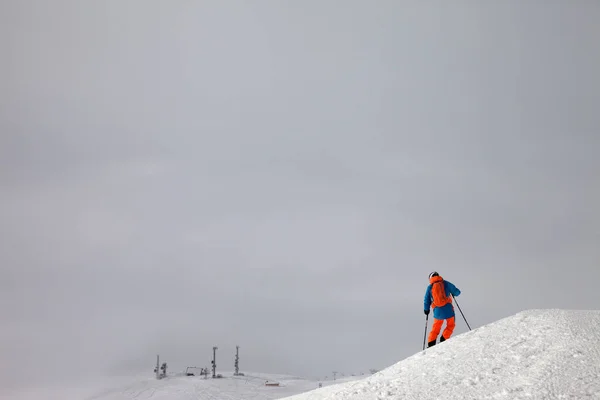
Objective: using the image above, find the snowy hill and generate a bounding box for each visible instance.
[90,372,361,400]
[5,310,599,400]
[283,309,600,400]
[1,371,362,400]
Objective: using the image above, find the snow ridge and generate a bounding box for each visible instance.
[283,309,600,400]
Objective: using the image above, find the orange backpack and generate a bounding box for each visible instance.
[431,279,451,308]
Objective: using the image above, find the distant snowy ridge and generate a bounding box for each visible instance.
[282,309,600,400]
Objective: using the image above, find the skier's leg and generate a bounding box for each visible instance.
[428,318,443,344]
[442,316,456,339]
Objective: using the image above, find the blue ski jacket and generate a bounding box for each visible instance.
[424,279,461,320]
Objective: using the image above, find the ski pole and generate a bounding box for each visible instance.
[452,295,471,331]
[422,313,429,350]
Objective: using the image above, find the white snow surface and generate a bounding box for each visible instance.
[283,309,600,400]
[1,372,361,400]
[4,310,599,400]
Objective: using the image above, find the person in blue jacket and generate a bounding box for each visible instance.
[424,271,461,347]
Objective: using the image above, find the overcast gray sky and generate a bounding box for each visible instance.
[1,0,599,392]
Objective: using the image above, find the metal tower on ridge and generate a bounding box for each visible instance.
[212,346,218,378]
[234,345,240,375]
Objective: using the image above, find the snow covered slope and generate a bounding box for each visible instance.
[89,372,361,400]
[5,310,598,400]
[283,310,600,400]
[1,371,361,400]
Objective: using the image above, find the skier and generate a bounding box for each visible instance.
[424,271,461,348]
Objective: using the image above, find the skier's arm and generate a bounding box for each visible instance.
[447,281,461,297]
[424,285,432,311]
